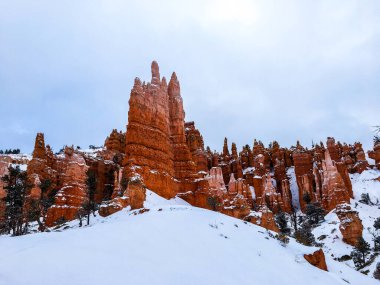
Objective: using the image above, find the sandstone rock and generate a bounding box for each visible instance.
[321,150,351,212]
[99,196,128,217]
[185,121,208,172]
[247,206,279,232]
[293,148,314,211]
[261,173,283,213]
[105,129,126,153]
[281,179,293,213]
[326,137,341,162]
[45,147,89,226]
[335,204,363,246]
[126,176,146,210]
[124,62,199,199]
[304,249,328,271]
[223,137,230,158]
[368,141,380,170]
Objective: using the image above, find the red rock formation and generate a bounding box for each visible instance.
[368,141,380,170]
[326,137,341,161]
[261,173,283,213]
[105,129,126,153]
[185,122,208,173]
[281,179,293,213]
[45,147,89,226]
[304,249,328,271]
[335,204,363,246]
[247,206,279,232]
[223,137,230,158]
[231,143,238,160]
[124,62,198,199]
[321,150,351,212]
[293,147,314,211]
[0,159,9,226]
[126,177,146,210]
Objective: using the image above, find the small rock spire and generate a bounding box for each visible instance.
[151,61,160,85]
[223,137,230,157]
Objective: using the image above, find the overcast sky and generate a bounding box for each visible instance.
[1,0,379,153]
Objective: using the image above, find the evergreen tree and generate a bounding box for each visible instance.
[359,193,372,205]
[1,166,32,236]
[305,202,325,225]
[275,211,290,235]
[351,237,371,269]
[84,170,97,225]
[374,217,380,231]
[295,223,315,246]
[36,179,56,231]
[302,192,311,204]
[374,262,380,280]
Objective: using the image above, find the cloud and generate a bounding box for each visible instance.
[0,0,379,153]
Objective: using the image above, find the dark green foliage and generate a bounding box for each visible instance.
[295,223,315,246]
[0,149,21,154]
[373,236,380,252]
[275,211,290,235]
[374,263,380,280]
[84,170,97,225]
[207,196,217,211]
[1,166,32,236]
[351,237,371,269]
[359,193,372,205]
[374,218,380,231]
[302,192,311,204]
[305,202,325,225]
[36,179,57,230]
[103,169,115,201]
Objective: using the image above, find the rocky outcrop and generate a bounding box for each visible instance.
[45,147,89,226]
[293,146,315,211]
[261,173,283,213]
[185,122,208,173]
[246,206,279,232]
[321,150,351,212]
[124,62,198,199]
[304,249,328,271]
[335,204,363,246]
[105,129,126,153]
[368,141,380,170]
[126,176,146,210]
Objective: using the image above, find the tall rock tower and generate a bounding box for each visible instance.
[124,62,198,198]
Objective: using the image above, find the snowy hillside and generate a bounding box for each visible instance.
[313,168,380,277]
[0,191,375,285]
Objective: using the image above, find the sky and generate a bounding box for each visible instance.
[0,0,379,153]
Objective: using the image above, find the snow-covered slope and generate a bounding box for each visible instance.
[313,168,380,277]
[0,191,374,285]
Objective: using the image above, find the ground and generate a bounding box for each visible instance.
[0,190,376,285]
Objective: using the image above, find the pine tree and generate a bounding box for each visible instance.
[305,202,325,225]
[1,166,32,236]
[84,170,97,225]
[374,217,380,231]
[302,192,311,204]
[275,211,290,235]
[351,237,371,269]
[36,179,56,231]
[374,263,380,280]
[295,223,315,246]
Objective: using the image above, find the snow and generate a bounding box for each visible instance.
[313,168,380,278]
[0,191,375,285]
[287,167,300,210]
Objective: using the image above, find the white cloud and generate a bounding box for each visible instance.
[0,0,379,152]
